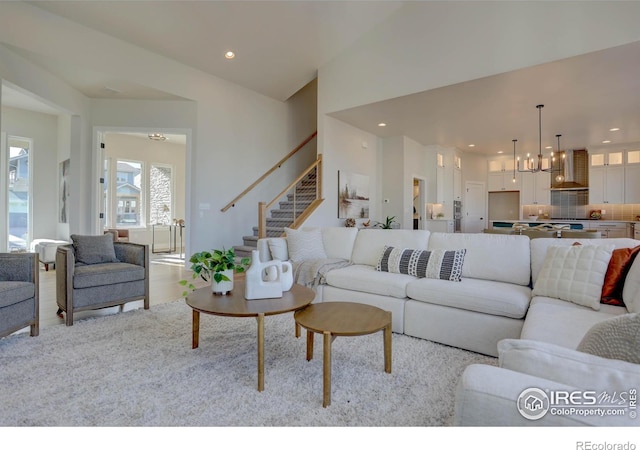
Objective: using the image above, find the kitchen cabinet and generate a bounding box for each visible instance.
[425,219,454,233]
[589,165,624,204]
[488,171,519,192]
[520,171,550,205]
[589,149,624,204]
[588,222,630,239]
[487,156,520,191]
[453,154,462,201]
[625,150,640,203]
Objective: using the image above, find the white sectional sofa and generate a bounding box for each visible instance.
[258,227,640,426]
[259,228,534,356]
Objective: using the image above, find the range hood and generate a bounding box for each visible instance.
[550,149,589,190]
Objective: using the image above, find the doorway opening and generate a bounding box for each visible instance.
[412,177,425,230]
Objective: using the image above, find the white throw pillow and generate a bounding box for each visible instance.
[532,244,615,311]
[622,255,640,313]
[284,227,327,261]
[266,238,288,261]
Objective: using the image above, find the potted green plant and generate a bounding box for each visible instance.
[179,248,250,296]
[374,216,398,229]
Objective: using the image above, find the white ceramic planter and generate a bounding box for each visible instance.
[212,269,234,295]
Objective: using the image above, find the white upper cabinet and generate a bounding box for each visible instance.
[589,149,625,204]
[520,171,550,205]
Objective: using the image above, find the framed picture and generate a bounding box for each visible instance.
[59,159,70,223]
[338,170,370,219]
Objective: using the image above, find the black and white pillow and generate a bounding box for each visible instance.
[376,246,466,282]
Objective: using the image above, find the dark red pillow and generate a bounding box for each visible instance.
[601,245,640,306]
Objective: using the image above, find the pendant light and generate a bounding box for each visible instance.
[517,104,553,173]
[512,139,517,183]
[554,134,566,183]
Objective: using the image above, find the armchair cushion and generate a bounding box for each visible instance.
[0,282,35,308]
[71,234,119,265]
[72,263,146,289]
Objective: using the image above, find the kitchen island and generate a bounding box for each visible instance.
[489,219,636,238]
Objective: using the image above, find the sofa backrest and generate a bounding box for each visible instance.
[530,237,640,285]
[320,227,359,260]
[256,226,359,262]
[351,229,431,266]
[428,232,531,285]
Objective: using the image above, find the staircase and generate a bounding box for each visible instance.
[233,171,318,258]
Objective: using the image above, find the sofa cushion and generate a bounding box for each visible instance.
[73,262,146,289]
[351,229,430,266]
[406,277,531,319]
[71,233,119,265]
[498,338,640,393]
[0,281,35,308]
[601,245,640,306]
[577,313,640,364]
[521,297,627,348]
[324,264,414,299]
[427,232,530,286]
[532,244,615,311]
[284,227,327,261]
[376,246,466,281]
[623,254,640,314]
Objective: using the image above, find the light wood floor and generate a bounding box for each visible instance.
[36,253,209,329]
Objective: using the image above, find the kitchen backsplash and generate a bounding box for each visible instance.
[522,203,640,221]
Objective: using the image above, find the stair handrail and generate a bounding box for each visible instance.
[258,154,323,239]
[221,130,317,212]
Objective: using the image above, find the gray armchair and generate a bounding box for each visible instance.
[0,253,39,338]
[56,235,149,326]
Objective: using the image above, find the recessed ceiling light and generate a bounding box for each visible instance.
[609,127,620,131]
[545,146,553,149]
[224,51,235,59]
[602,140,611,144]
[468,144,475,147]
[497,151,504,154]
[378,123,387,127]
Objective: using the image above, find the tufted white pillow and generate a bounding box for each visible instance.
[532,244,615,310]
[284,227,327,262]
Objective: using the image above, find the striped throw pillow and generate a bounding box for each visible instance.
[376,246,466,282]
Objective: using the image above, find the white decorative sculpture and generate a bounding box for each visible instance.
[245,250,293,300]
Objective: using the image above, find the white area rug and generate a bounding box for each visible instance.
[0,299,495,426]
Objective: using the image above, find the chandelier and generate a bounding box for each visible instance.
[516,104,558,174]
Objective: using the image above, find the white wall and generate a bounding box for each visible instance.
[1,106,61,243]
[0,2,318,258]
[305,115,379,228]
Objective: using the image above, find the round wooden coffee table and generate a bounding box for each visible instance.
[186,280,315,391]
[294,301,392,407]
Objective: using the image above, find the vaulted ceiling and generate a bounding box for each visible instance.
[3,1,640,155]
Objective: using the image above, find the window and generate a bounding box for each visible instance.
[103,158,173,229]
[115,160,142,227]
[7,142,31,252]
